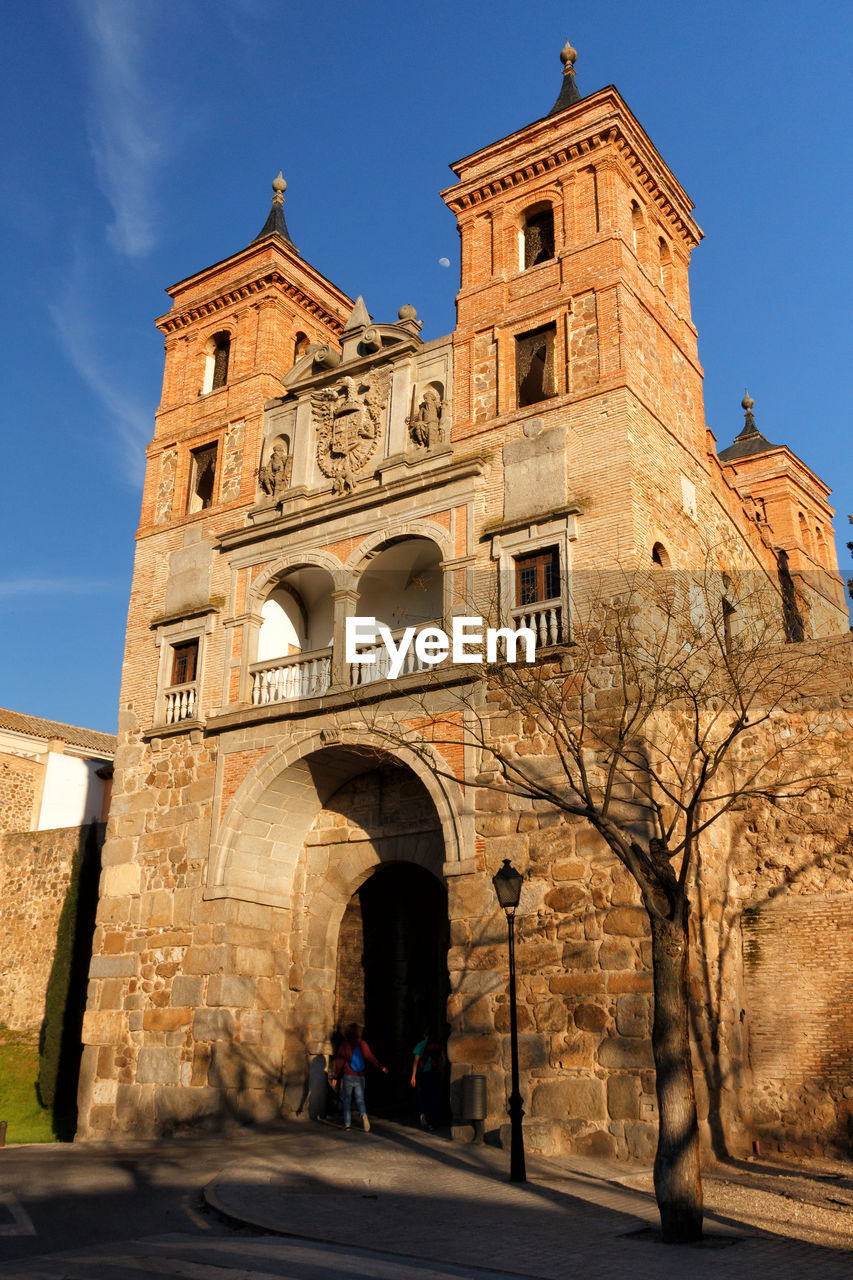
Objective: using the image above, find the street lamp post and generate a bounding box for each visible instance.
[492,858,526,1183]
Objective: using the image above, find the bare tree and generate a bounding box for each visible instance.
[354,559,847,1242]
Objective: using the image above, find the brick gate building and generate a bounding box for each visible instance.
[76,44,852,1157]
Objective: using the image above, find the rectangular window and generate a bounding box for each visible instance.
[171,640,199,686]
[515,547,560,606]
[187,442,218,513]
[516,324,557,407]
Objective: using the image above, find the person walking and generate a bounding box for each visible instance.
[410,1029,445,1130]
[332,1023,388,1131]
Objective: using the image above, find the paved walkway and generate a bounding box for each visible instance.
[202,1119,852,1279]
[1,1120,850,1277]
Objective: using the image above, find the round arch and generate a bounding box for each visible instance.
[248,549,347,616]
[342,520,452,578]
[206,726,466,911]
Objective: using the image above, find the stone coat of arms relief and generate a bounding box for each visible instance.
[313,371,391,495]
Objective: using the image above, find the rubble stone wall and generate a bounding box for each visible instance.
[0,824,103,1030]
[0,750,40,835]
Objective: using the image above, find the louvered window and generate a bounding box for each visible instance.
[523,209,555,269]
[516,324,557,406]
[212,337,230,389]
[187,442,218,513]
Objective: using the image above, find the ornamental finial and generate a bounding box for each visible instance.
[548,39,581,114]
[560,40,578,73]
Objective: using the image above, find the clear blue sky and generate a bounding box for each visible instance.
[1,0,851,733]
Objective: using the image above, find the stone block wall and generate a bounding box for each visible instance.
[448,812,658,1160]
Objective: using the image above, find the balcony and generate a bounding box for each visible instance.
[349,624,438,688]
[251,648,333,705]
[164,681,197,724]
[511,600,563,648]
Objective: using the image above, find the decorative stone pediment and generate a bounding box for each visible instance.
[279,299,423,392]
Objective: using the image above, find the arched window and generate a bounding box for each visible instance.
[658,237,673,292]
[520,205,555,270]
[777,548,806,643]
[293,332,309,363]
[651,542,670,567]
[631,201,645,259]
[202,331,231,393]
[815,525,826,562]
[798,511,812,554]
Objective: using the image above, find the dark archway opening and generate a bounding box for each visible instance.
[336,861,449,1121]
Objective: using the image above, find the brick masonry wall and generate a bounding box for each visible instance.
[0,823,104,1030]
[0,751,40,834]
[742,896,853,1152]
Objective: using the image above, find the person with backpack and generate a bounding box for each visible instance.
[410,1029,445,1130]
[332,1023,387,1131]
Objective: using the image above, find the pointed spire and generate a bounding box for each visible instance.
[342,295,371,332]
[252,171,296,248]
[718,389,779,461]
[547,39,581,116]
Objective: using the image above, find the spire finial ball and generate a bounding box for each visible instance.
[272,171,287,196]
[398,303,418,321]
[560,40,578,71]
[742,389,754,412]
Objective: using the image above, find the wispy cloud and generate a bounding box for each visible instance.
[48,246,150,485]
[0,578,116,601]
[76,0,168,257]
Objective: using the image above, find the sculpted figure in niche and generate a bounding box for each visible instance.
[258,436,293,499]
[407,385,445,450]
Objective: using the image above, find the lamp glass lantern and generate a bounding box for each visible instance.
[492,859,523,912]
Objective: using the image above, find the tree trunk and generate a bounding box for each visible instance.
[649,899,703,1242]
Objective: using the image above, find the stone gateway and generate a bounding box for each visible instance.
[75,43,852,1160]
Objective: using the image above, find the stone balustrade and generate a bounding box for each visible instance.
[164,681,197,724]
[251,648,333,705]
[349,625,436,687]
[512,601,563,648]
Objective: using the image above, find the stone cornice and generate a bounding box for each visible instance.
[719,445,834,504]
[148,602,221,630]
[215,453,490,554]
[441,87,702,249]
[156,269,346,337]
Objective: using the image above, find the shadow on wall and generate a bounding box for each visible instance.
[38,821,103,1140]
[692,819,853,1163]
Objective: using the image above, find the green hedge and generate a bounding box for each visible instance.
[37,822,102,1138]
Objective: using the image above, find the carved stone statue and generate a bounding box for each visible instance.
[258,437,292,499]
[407,385,445,450]
[313,370,390,495]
